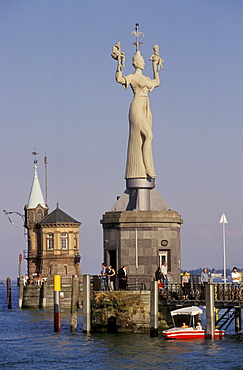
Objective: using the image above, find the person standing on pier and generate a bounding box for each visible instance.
[231,267,240,300]
[155,267,163,293]
[107,265,116,291]
[155,267,162,282]
[200,268,209,299]
[118,265,128,290]
[99,263,109,291]
[181,271,190,300]
[161,262,168,291]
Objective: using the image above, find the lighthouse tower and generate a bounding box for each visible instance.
[24,156,82,280]
[24,159,48,277]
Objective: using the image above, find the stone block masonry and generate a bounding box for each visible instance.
[91,291,150,333]
[22,282,79,308]
[101,210,183,288]
[90,290,173,333]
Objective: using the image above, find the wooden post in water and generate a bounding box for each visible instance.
[70,275,79,332]
[150,280,158,337]
[18,278,24,308]
[206,282,215,339]
[6,278,12,309]
[235,307,242,333]
[83,274,91,333]
[41,280,47,309]
[54,275,61,332]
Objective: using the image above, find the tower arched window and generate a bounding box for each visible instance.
[37,210,43,222]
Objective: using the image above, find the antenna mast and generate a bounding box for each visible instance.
[44,156,48,206]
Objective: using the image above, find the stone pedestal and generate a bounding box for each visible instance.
[101,208,183,286]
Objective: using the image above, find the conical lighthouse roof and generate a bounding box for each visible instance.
[27,164,47,209]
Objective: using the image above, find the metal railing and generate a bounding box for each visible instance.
[90,275,147,292]
[160,283,243,302]
[22,273,243,302]
[89,277,242,301]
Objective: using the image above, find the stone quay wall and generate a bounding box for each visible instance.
[22,283,77,308]
[21,284,174,334]
[90,290,172,333]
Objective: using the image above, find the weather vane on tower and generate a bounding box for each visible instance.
[32,150,39,165]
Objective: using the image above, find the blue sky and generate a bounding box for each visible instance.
[0,0,242,279]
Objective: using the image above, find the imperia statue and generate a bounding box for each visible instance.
[112,24,164,179]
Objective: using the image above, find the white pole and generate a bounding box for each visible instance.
[83,274,90,333]
[219,213,228,285]
[135,228,138,269]
[223,221,226,284]
[44,156,48,206]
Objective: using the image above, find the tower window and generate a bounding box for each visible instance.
[47,233,54,250]
[74,235,78,249]
[61,233,68,249]
[37,210,43,222]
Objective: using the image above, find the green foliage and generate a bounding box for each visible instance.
[92,291,146,329]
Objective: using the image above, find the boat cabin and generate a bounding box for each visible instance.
[171,306,203,328]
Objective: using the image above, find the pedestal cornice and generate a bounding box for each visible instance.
[101,210,183,226]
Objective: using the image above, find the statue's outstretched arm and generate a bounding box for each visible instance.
[151,59,160,89]
[149,45,164,90]
[115,60,126,85]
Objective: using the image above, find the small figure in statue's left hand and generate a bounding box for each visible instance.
[111,41,125,68]
[149,44,164,71]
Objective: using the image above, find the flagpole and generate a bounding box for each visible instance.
[219,212,228,285]
[222,220,226,284]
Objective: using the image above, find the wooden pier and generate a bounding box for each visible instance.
[19,275,242,334]
[158,282,243,333]
[159,282,243,308]
[84,277,242,334]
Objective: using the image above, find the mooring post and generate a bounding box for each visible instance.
[54,275,61,332]
[6,278,12,309]
[235,307,242,333]
[206,282,215,339]
[83,274,91,333]
[70,275,79,332]
[41,280,47,309]
[18,278,24,308]
[150,280,158,337]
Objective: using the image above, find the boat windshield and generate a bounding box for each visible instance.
[173,314,202,328]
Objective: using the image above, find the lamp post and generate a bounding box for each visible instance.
[74,254,81,276]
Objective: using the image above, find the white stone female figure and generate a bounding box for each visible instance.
[113,44,163,179]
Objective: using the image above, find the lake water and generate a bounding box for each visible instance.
[0,284,242,369]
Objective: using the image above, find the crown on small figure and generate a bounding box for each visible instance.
[130,23,144,52]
